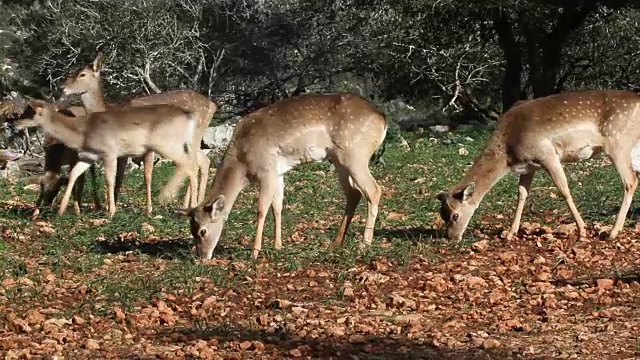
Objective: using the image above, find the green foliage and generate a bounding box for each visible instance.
[0,0,639,120]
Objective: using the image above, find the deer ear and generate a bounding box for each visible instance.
[462,182,475,201]
[202,195,225,215]
[92,50,104,73]
[436,191,448,202]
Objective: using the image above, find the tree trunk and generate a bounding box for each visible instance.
[493,9,523,112]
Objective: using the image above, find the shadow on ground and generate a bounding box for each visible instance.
[93,237,195,260]
[378,226,442,242]
[134,325,525,360]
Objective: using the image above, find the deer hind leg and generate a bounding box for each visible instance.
[608,148,638,240]
[253,176,277,259]
[542,155,587,239]
[180,149,210,208]
[158,153,196,207]
[142,152,154,216]
[331,165,362,248]
[59,161,92,216]
[196,149,210,204]
[342,160,381,246]
[507,171,536,239]
[272,175,285,250]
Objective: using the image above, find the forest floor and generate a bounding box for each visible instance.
[1,128,640,359]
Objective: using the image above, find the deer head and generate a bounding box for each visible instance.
[61,50,104,97]
[14,100,51,130]
[188,196,227,260]
[437,182,478,241]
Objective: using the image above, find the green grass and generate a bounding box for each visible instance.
[0,126,633,311]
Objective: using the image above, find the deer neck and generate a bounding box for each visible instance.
[80,84,109,113]
[207,153,248,217]
[41,112,87,150]
[455,138,510,205]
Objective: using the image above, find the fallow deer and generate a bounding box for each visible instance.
[36,105,103,216]
[188,93,387,260]
[437,90,640,241]
[1,101,102,216]
[15,100,200,218]
[60,50,218,215]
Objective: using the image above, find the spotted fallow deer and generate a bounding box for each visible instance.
[60,50,218,215]
[437,90,640,241]
[14,100,200,218]
[188,93,387,260]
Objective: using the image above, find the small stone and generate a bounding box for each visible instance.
[472,240,489,252]
[596,279,615,290]
[348,334,367,344]
[85,339,100,350]
[482,339,501,349]
[252,341,265,352]
[393,313,422,325]
[289,348,303,357]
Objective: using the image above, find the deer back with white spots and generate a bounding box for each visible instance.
[188,92,388,260]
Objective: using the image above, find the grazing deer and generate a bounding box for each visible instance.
[437,90,640,241]
[14,100,200,218]
[60,50,218,215]
[188,93,387,260]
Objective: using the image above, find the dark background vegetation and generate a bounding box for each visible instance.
[1,0,639,126]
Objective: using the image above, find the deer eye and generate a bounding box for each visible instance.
[199,228,207,237]
[79,73,86,78]
[452,214,459,221]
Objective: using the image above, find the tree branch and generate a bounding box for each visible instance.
[135,60,162,94]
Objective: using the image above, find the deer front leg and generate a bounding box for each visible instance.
[609,151,638,239]
[272,176,285,250]
[58,161,92,216]
[143,152,154,216]
[542,156,587,239]
[103,157,119,218]
[507,171,536,239]
[253,177,277,259]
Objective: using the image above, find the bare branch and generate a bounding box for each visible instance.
[135,59,162,94]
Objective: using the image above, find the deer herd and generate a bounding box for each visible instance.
[3,49,640,261]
